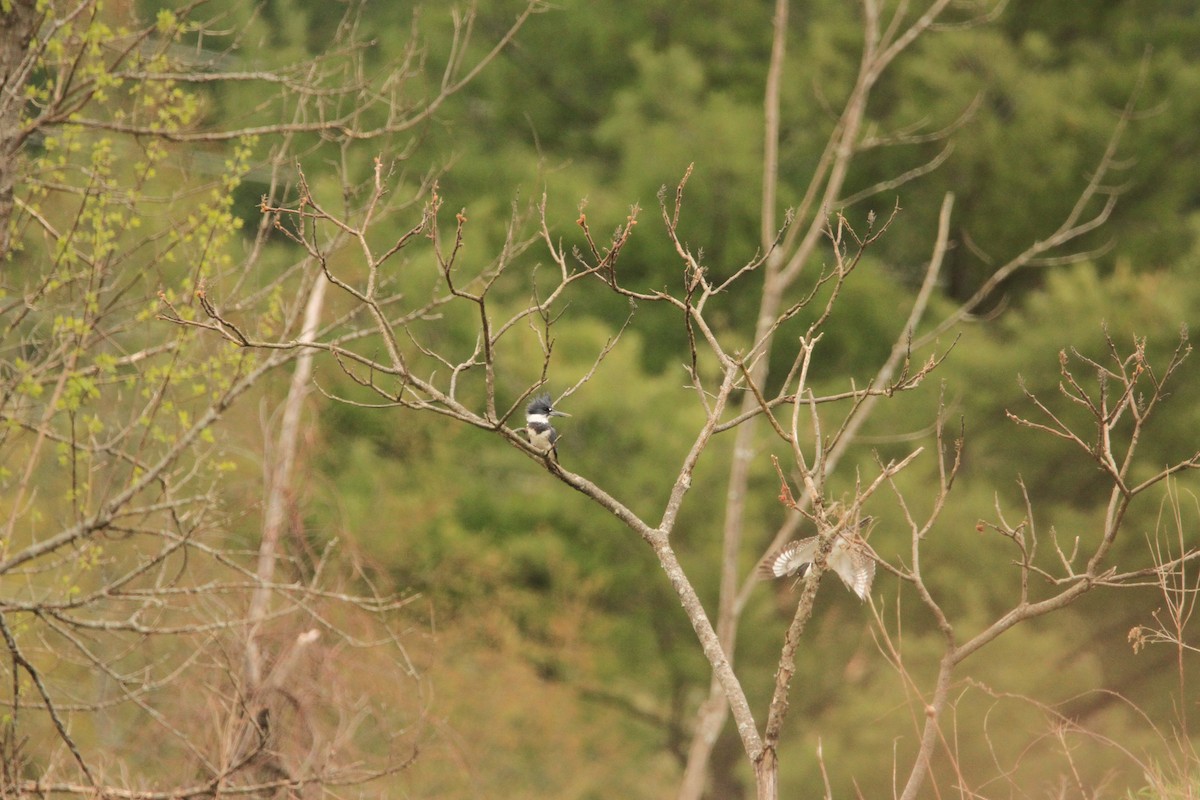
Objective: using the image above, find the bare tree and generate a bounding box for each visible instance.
[683,0,1137,794]
[886,332,1199,799]
[0,0,541,795]
[180,89,1197,800]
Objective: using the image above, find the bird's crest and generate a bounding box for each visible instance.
[527,392,554,416]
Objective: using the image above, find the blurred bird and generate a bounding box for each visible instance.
[758,515,876,601]
[524,393,570,461]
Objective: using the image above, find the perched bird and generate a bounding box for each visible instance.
[758,516,876,601]
[524,393,570,461]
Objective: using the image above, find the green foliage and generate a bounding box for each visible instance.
[5,8,255,541]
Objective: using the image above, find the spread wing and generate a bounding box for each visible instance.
[758,536,818,580]
[759,531,876,601]
[828,540,875,601]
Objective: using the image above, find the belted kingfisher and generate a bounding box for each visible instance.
[524,393,570,461]
[758,515,876,600]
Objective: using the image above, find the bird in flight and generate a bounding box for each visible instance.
[758,515,876,601]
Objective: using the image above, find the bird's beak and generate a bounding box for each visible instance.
[550,410,571,418]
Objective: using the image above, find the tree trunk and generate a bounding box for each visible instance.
[244,274,329,689]
[754,747,778,800]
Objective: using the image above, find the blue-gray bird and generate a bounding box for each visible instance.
[524,393,570,461]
